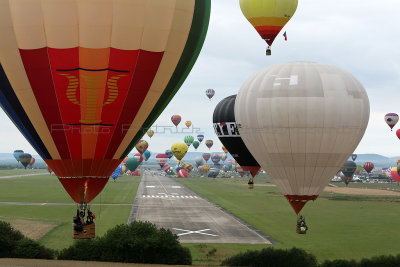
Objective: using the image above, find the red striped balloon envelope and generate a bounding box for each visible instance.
[0,0,210,204]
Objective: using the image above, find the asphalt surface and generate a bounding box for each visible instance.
[128,171,274,244]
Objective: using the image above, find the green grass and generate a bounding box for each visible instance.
[176,176,400,264]
[0,174,141,250]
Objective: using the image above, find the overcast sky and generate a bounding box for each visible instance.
[1,0,400,157]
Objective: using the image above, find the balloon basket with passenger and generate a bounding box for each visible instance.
[73,203,95,239]
[248,178,254,189]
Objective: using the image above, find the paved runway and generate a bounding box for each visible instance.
[128,171,274,244]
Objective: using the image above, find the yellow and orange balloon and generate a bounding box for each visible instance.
[240,0,298,50]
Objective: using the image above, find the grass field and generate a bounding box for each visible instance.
[176,175,400,264]
[0,173,140,250]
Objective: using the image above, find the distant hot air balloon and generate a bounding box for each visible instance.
[162,164,171,173]
[237,166,246,177]
[235,62,369,220]
[142,150,151,162]
[213,95,261,186]
[111,166,122,181]
[147,129,155,139]
[164,150,173,160]
[341,161,357,186]
[123,157,129,164]
[355,165,363,175]
[351,154,357,161]
[385,113,399,131]
[363,162,374,174]
[19,153,32,169]
[205,88,215,100]
[46,164,52,174]
[121,165,127,174]
[208,168,219,178]
[239,0,298,55]
[200,164,211,174]
[133,153,144,165]
[185,121,192,128]
[220,153,227,162]
[171,143,188,163]
[29,157,35,167]
[195,157,204,167]
[211,153,221,165]
[126,157,140,172]
[171,115,182,128]
[203,153,211,162]
[181,162,194,173]
[197,135,204,143]
[136,140,148,155]
[132,170,141,177]
[178,169,188,178]
[205,140,213,150]
[192,141,200,150]
[184,136,195,147]
[13,150,24,162]
[391,167,400,183]
[156,154,169,168]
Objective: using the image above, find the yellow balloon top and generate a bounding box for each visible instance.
[239,0,298,46]
[171,143,188,161]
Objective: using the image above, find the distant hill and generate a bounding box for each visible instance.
[351,154,397,167]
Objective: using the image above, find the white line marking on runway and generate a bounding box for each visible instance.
[172,228,218,237]
[146,186,155,188]
[172,186,181,188]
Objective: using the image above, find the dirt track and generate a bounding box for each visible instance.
[323,187,400,196]
[254,183,400,196]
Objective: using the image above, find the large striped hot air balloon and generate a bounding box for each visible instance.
[240,0,298,55]
[0,0,210,235]
[235,62,369,224]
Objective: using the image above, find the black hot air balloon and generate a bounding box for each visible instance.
[340,161,357,186]
[213,95,261,188]
[351,154,357,161]
[19,153,32,169]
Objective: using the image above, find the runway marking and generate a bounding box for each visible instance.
[146,186,155,188]
[141,195,198,199]
[172,186,181,188]
[172,228,218,237]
